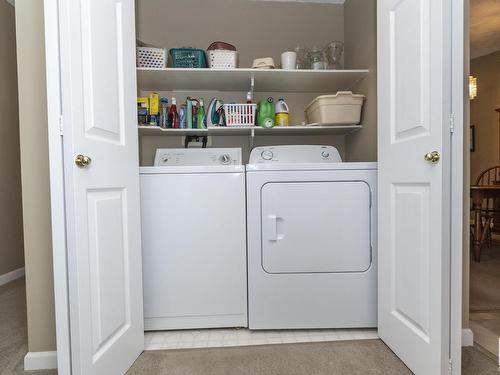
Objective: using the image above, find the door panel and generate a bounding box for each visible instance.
[82,0,126,144]
[391,0,430,142]
[378,0,451,373]
[87,189,130,356]
[261,181,372,274]
[391,183,430,341]
[58,0,143,373]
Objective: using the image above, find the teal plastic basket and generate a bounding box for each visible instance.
[169,48,207,68]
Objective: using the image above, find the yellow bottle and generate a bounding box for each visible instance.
[275,97,290,126]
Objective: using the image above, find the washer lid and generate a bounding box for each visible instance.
[249,145,342,164]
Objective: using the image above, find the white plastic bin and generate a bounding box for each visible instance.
[305,91,365,125]
[223,103,256,127]
[208,50,238,69]
[137,47,167,69]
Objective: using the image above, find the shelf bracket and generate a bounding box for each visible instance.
[249,127,255,149]
[250,74,255,98]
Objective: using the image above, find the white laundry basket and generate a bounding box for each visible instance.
[208,50,238,69]
[224,104,256,127]
[137,47,167,69]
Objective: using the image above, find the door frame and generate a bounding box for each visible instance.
[43,0,465,374]
[44,0,71,373]
[450,0,466,372]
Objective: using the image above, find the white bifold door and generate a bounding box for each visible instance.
[49,0,459,373]
[377,0,453,374]
[56,0,144,374]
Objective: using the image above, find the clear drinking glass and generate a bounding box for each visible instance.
[324,41,344,70]
[293,46,310,70]
[310,46,328,70]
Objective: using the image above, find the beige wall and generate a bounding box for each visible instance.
[344,0,377,162]
[0,0,24,276]
[15,0,56,352]
[470,50,500,183]
[136,0,344,69]
[137,0,348,164]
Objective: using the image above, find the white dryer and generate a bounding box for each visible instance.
[246,145,377,329]
[140,148,247,330]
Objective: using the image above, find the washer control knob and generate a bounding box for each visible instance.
[220,154,232,165]
[321,151,330,159]
[261,150,274,160]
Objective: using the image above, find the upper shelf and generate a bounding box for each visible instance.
[136,68,369,93]
[138,124,363,136]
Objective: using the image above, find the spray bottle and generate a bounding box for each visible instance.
[196,98,206,129]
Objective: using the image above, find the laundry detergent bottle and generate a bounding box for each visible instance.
[275,97,290,126]
[257,97,275,128]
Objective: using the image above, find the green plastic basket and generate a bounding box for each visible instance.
[169,48,207,68]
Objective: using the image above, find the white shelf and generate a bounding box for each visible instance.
[136,68,369,93]
[138,125,363,137]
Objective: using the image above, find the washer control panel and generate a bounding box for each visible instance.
[249,145,342,164]
[154,148,242,166]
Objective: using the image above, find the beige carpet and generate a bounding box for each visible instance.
[462,346,500,375]
[0,278,56,375]
[470,311,500,358]
[1,277,498,375]
[470,245,500,311]
[127,340,411,375]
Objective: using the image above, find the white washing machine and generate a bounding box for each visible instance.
[140,148,247,330]
[246,145,377,329]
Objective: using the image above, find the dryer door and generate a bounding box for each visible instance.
[261,181,372,274]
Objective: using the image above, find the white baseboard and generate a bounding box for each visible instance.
[462,328,474,347]
[24,351,57,371]
[0,267,25,286]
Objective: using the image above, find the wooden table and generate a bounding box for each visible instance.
[470,185,500,261]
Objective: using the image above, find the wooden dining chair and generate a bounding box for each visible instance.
[476,165,500,186]
[475,166,500,245]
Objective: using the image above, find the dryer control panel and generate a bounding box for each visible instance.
[249,145,342,164]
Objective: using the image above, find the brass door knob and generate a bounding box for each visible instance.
[75,154,92,168]
[424,151,440,164]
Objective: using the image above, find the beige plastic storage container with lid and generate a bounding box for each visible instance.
[305,91,365,125]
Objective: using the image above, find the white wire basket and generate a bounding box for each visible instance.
[224,103,256,127]
[137,47,167,69]
[208,50,238,69]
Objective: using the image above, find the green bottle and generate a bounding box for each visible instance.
[197,98,206,129]
[257,97,275,128]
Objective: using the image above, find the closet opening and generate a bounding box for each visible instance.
[134,0,378,350]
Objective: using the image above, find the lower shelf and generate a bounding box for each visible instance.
[138,124,363,136]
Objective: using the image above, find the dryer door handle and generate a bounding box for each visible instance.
[266,215,278,241]
[265,214,284,242]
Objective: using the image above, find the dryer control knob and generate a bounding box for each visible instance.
[220,154,232,165]
[321,151,330,159]
[261,150,274,160]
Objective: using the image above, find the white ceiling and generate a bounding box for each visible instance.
[470,0,500,59]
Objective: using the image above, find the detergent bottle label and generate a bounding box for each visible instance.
[275,98,289,126]
[275,112,289,127]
